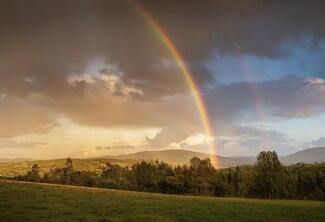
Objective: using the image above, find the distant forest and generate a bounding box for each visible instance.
[12,151,325,201]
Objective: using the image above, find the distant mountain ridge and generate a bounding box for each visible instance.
[106,147,325,167]
[1,147,325,177]
[105,149,251,168]
[281,147,325,165]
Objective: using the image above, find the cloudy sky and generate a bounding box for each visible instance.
[1,0,325,159]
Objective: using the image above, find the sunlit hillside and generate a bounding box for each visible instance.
[0,158,136,178]
[0,149,250,178]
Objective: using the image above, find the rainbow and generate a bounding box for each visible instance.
[131,1,218,168]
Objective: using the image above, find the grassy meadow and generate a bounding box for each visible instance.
[1,180,325,222]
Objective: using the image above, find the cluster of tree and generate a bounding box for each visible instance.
[16,151,325,200]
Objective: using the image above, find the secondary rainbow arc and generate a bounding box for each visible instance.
[131,0,218,168]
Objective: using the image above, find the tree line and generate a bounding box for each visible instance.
[16,151,325,200]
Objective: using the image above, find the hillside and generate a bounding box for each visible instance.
[0,158,33,163]
[0,149,247,178]
[0,149,250,178]
[106,149,249,168]
[282,147,325,165]
[2,147,325,178]
[0,158,136,177]
[110,147,325,166]
[1,180,325,222]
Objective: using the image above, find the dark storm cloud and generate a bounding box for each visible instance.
[1,0,325,142]
[0,0,188,99]
[1,0,325,100]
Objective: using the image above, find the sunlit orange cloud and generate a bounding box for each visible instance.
[0,118,161,159]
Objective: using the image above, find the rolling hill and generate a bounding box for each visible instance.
[0,158,33,163]
[105,149,250,168]
[0,149,249,177]
[0,158,137,178]
[2,147,325,178]
[281,147,325,165]
[105,147,325,166]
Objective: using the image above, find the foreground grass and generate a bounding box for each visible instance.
[0,180,325,222]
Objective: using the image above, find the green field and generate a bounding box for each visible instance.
[1,180,325,222]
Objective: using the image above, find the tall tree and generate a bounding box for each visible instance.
[254,151,283,198]
[26,164,41,182]
[101,162,126,188]
[65,157,73,185]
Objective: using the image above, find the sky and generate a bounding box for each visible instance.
[0,0,325,159]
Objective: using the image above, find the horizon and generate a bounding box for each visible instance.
[2,146,325,161]
[0,1,325,166]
